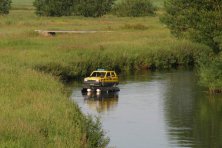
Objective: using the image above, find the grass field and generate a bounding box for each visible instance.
[0,8,209,79]
[11,0,34,9]
[0,0,211,147]
[12,0,33,5]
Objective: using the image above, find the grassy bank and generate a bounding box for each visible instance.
[0,61,109,147]
[0,8,210,81]
[0,0,212,147]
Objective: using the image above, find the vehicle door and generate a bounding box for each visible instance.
[111,72,118,82]
[105,72,112,83]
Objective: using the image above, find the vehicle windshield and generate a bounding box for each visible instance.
[90,72,106,78]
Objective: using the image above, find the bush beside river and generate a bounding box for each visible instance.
[199,55,222,93]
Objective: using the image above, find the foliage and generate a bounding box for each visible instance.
[33,0,114,17]
[77,0,115,17]
[33,0,75,16]
[85,116,110,148]
[0,0,11,15]
[161,0,222,53]
[113,0,156,17]
[199,54,222,93]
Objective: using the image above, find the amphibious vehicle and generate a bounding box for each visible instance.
[82,69,119,93]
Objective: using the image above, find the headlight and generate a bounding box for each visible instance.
[96,79,100,82]
[84,78,88,82]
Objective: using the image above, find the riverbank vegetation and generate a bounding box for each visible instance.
[0,0,221,147]
[161,0,222,53]
[199,56,222,93]
[0,63,109,147]
[161,0,222,93]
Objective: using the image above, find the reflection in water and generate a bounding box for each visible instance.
[193,96,222,148]
[82,92,119,113]
[71,70,222,148]
[164,71,222,148]
[164,71,197,147]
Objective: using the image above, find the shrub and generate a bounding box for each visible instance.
[199,56,222,93]
[0,0,11,15]
[113,0,156,17]
[77,0,115,17]
[33,0,114,17]
[85,116,110,148]
[33,0,75,16]
[161,0,222,53]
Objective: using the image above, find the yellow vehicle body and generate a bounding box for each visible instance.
[83,70,119,89]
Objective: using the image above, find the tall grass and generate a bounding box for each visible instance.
[0,61,109,147]
[34,40,208,82]
[0,9,209,80]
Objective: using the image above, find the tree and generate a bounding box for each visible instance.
[33,0,75,16]
[161,0,222,53]
[33,0,114,17]
[77,0,115,17]
[113,0,156,17]
[0,0,11,15]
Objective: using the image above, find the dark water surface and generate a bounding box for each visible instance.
[70,70,222,148]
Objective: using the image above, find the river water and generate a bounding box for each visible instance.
[70,70,222,148]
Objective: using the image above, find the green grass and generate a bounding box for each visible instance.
[12,0,33,6]
[0,66,83,147]
[0,2,212,147]
[0,61,109,147]
[0,9,209,79]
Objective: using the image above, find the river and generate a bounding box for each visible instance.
[70,70,222,148]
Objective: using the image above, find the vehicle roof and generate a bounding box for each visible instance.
[92,70,116,72]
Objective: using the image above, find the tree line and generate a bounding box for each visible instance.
[33,0,157,17]
[161,0,222,53]
[0,0,156,17]
[161,0,222,92]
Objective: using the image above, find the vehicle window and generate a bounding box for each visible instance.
[91,72,97,77]
[100,72,105,78]
[111,72,115,77]
[106,72,111,77]
[91,72,105,77]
